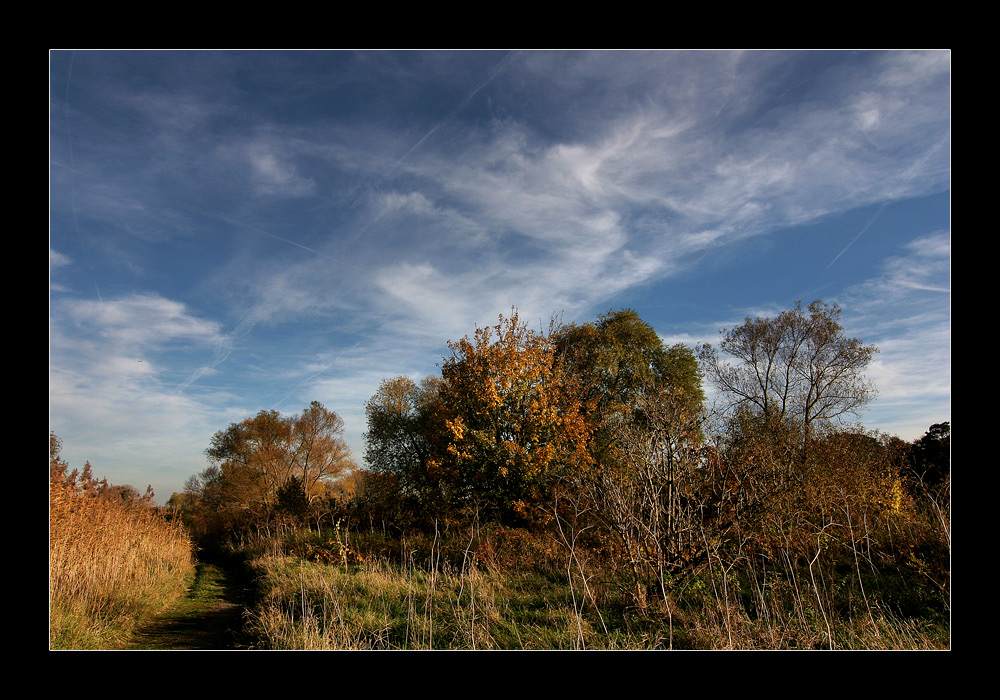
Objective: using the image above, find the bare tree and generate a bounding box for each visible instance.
[699,301,877,448]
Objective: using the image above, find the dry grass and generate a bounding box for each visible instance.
[249,554,540,649]
[49,482,196,649]
[236,511,949,651]
[243,525,654,651]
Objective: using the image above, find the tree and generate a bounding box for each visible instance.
[433,310,594,522]
[909,422,950,490]
[292,401,356,500]
[364,375,444,492]
[275,474,310,518]
[205,401,356,508]
[363,374,452,522]
[555,309,705,461]
[206,409,290,504]
[585,384,709,609]
[699,301,878,448]
[548,311,710,609]
[166,491,197,517]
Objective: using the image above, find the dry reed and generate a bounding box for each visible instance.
[49,481,195,649]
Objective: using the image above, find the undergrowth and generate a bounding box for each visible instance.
[237,522,948,650]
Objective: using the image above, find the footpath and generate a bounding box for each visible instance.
[123,558,254,650]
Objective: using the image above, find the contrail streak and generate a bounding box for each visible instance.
[60,51,105,306]
[398,52,513,165]
[825,139,947,271]
[825,202,887,271]
[177,307,257,392]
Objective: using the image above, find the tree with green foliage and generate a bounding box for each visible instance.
[275,474,310,518]
[551,310,708,605]
[363,374,451,521]
[364,375,443,490]
[909,422,950,489]
[555,309,704,458]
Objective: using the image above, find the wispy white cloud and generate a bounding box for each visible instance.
[49,290,234,494]
[227,51,950,419]
[49,293,226,416]
[50,249,71,269]
[58,294,223,350]
[840,230,950,439]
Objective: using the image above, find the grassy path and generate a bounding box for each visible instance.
[123,559,254,650]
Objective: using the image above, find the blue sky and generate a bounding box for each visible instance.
[49,50,950,504]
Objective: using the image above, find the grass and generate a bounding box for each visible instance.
[237,522,948,651]
[247,554,648,650]
[121,561,250,650]
[238,525,642,649]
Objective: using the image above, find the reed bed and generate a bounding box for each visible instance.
[49,482,196,649]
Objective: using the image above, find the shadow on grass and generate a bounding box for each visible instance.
[125,554,259,650]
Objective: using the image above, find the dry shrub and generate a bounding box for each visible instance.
[475,524,563,575]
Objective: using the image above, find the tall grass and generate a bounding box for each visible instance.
[242,526,655,650]
[248,555,639,650]
[652,551,949,650]
[238,517,948,650]
[49,481,196,649]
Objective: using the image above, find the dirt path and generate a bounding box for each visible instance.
[124,559,255,650]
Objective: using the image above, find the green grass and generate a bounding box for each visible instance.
[239,539,948,651]
[119,561,251,650]
[245,553,663,650]
[50,568,196,650]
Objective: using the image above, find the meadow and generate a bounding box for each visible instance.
[229,513,949,651]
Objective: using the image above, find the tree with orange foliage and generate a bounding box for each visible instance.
[434,310,594,523]
[204,401,355,507]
